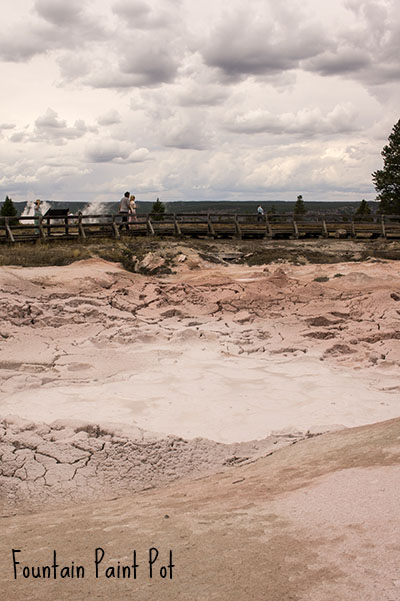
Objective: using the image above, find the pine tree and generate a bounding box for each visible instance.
[1,195,18,218]
[1,196,19,225]
[372,118,400,215]
[294,195,306,218]
[151,197,165,221]
[354,199,373,222]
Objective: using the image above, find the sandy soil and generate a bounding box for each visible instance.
[1,242,400,599]
[2,418,400,601]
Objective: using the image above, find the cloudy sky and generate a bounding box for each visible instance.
[0,0,399,202]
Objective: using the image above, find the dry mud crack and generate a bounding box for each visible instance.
[0,416,302,510]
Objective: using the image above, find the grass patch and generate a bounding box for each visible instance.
[0,238,151,271]
[0,241,92,267]
[313,275,329,282]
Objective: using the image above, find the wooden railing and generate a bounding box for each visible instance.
[0,213,399,243]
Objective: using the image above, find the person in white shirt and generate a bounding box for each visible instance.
[34,199,42,235]
[129,195,137,224]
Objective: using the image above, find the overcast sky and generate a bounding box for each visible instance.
[0,0,399,202]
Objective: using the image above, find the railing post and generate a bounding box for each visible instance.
[293,219,299,238]
[39,216,45,239]
[78,213,86,239]
[147,215,154,235]
[351,220,356,238]
[322,219,328,238]
[265,214,272,238]
[174,213,182,236]
[234,214,242,239]
[112,214,120,239]
[5,217,15,243]
[381,215,386,238]
[207,213,216,237]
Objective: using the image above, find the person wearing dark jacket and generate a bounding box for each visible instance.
[119,191,130,231]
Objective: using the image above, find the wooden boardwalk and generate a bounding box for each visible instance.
[1,212,400,243]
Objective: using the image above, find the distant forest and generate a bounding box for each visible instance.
[12,200,379,216]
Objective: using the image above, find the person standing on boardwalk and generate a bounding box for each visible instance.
[119,191,130,231]
[34,199,42,235]
[129,195,137,224]
[257,204,264,222]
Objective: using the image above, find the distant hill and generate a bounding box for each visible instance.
[161,200,380,215]
[9,199,380,216]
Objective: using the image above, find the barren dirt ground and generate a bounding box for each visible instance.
[1,239,400,600]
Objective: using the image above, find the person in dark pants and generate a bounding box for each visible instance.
[119,191,130,231]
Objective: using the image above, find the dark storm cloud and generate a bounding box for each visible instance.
[0,28,50,62]
[34,0,107,39]
[305,49,371,76]
[35,0,86,26]
[199,0,400,90]
[304,0,400,85]
[201,10,327,81]
[87,51,179,88]
[116,40,179,86]
[112,0,173,29]
[0,0,107,63]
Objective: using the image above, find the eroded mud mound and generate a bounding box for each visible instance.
[0,416,304,511]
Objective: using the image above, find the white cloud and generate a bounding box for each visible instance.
[225,104,359,136]
[85,140,150,163]
[32,108,97,145]
[97,110,122,126]
[9,132,28,143]
[57,53,91,81]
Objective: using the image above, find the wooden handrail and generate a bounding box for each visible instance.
[2,210,400,244]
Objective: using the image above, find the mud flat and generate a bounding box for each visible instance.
[1,243,400,599]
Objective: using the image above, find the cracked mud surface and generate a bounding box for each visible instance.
[0,415,303,511]
[0,246,400,510]
[1,242,400,601]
